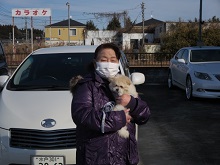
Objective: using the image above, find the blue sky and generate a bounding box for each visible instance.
[0,0,220,30]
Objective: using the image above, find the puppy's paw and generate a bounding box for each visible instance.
[114,104,125,111]
[118,126,129,138]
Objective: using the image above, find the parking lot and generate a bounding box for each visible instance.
[136,84,220,165]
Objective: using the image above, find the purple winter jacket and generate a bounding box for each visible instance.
[71,72,150,165]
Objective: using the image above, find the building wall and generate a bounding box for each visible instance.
[144,44,161,53]
[85,30,117,45]
[155,22,177,39]
[45,26,85,46]
[122,33,154,50]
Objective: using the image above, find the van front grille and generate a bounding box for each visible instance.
[10,128,76,150]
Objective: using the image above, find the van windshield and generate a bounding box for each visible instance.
[8,53,94,90]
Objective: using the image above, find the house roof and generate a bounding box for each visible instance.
[135,18,164,26]
[45,19,86,27]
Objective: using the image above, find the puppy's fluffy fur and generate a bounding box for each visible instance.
[108,74,138,138]
[69,75,83,95]
[69,74,138,138]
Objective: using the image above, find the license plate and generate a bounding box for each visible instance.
[31,156,65,165]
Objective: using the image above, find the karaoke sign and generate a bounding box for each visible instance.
[12,8,51,17]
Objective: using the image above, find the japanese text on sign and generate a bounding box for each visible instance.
[12,8,51,17]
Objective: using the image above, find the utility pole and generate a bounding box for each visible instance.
[123,11,127,28]
[31,16,33,52]
[66,2,70,45]
[25,17,28,42]
[198,0,204,46]
[141,2,145,51]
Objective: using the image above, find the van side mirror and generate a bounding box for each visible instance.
[177,59,186,64]
[130,72,145,85]
[0,75,9,89]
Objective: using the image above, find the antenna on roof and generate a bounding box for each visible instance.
[151,11,153,18]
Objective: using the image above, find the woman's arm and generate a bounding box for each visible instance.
[117,94,151,125]
[71,82,127,133]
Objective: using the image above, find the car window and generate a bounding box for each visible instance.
[190,49,220,62]
[175,49,184,60]
[120,51,130,77]
[0,42,8,76]
[0,43,5,61]
[8,51,130,90]
[181,49,189,62]
[9,53,95,89]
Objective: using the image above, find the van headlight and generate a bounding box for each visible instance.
[194,71,212,80]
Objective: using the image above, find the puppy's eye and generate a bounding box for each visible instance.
[120,86,123,88]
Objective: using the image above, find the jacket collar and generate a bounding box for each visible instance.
[79,72,108,88]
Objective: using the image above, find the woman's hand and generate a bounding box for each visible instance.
[116,94,131,107]
[124,108,131,123]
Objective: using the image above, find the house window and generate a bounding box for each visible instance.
[58,29,61,35]
[70,29,76,36]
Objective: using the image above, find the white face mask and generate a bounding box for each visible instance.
[95,62,120,78]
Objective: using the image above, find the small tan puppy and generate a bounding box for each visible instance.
[108,74,138,138]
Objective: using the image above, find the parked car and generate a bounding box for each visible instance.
[0,45,145,165]
[168,46,220,100]
[0,41,8,75]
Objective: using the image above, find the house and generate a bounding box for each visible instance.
[84,30,154,51]
[84,30,118,46]
[44,19,86,46]
[43,18,163,52]
[121,33,154,50]
[118,18,163,51]
[134,18,164,32]
[132,18,164,44]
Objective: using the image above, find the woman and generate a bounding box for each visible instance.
[71,43,150,165]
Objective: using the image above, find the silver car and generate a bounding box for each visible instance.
[168,46,220,100]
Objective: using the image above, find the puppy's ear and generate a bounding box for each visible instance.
[108,77,114,82]
[125,78,131,85]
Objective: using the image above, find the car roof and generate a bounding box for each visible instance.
[181,46,220,50]
[32,45,98,55]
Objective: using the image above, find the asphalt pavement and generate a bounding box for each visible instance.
[136,84,220,165]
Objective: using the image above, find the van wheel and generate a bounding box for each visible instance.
[186,76,193,100]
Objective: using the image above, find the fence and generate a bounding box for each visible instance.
[6,53,29,69]
[5,52,173,69]
[126,53,173,67]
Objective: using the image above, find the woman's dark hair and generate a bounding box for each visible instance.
[94,43,121,60]
[87,43,121,71]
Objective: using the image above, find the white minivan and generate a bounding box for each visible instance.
[0,45,145,165]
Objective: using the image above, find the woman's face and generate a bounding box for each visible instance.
[96,48,119,63]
